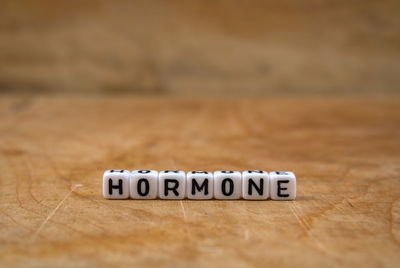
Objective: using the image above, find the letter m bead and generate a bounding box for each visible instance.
[186,171,213,199]
[103,170,130,199]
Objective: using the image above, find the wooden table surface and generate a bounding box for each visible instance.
[0,95,399,267]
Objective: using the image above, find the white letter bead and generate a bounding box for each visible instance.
[103,170,130,199]
[130,170,158,199]
[270,171,296,200]
[214,171,242,199]
[158,170,186,199]
[186,171,214,199]
[242,170,270,200]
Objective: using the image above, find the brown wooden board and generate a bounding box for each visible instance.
[0,95,399,267]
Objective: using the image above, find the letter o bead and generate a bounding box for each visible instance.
[214,171,242,199]
[102,170,130,199]
[130,170,158,199]
[158,170,186,199]
[186,171,213,199]
[270,171,296,200]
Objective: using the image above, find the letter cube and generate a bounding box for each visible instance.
[103,169,130,199]
[130,170,158,199]
[270,171,296,200]
[242,170,270,200]
[158,170,186,199]
[186,171,213,199]
[214,171,242,199]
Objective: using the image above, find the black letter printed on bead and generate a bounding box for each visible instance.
[108,178,123,195]
[110,170,124,173]
[191,179,209,195]
[248,178,264,196]
[277,180,289,197]
[248,170,264,174]
[137,178,150,196]
[221,178,234,196]
[164,170,179,173]
[164,179,180,196]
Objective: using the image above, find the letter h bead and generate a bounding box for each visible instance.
[102,170,130,199]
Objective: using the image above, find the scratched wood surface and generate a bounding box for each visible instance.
[0,95,399,267]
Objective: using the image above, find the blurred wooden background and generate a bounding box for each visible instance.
[0,0,399,96]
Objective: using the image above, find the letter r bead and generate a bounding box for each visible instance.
[270,171,296,200]
[158,170,186,199]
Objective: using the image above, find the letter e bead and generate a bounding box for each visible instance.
[270,171,296,200]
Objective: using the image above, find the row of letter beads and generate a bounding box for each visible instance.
[103,170,296,200]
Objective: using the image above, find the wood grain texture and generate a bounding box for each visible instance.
[0,95,399,267]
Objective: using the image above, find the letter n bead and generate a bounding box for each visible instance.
[130,170,158,199]
[102,170,130,199]
[242,170,270,200]
[270,171,296,200]
[158,170,186,199]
